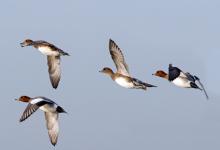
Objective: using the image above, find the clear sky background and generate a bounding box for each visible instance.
[0,0,220,149]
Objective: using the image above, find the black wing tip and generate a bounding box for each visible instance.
[19,117,26,122]
[51,82,59,89]
[52,85,58,89]
[109,39,116,47]
[51,142,56,146]
[50,138,57,146]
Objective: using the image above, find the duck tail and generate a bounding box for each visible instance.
[144,83,157,87]
[60,49,70,56]
[132,78,157,90]
[190,82,202,90]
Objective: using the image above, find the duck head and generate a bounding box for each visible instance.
[99,67,114,76]
[20,39,33,47]
[152,70,168,79]
[15,96,31,103]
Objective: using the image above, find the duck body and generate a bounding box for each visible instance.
[168,65,201,89]
[16,96,66,146]
[114,75,134,88]
[30,97,59,112]
[100,68,156,90]
[171,75,191,88]
[114,76,156,90]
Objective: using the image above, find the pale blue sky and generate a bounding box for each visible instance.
[0,0,220,150]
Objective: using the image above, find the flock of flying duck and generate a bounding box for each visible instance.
[16,38,208,146]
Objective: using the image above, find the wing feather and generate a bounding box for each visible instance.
[19,104,39,122]
[109,39,130,76]
[47,56,61,89]
[45,112,59,146]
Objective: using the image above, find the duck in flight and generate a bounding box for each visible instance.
[15,96,66,146]
[100,39,156,90]
[153,64,209,99]
[20,39,70,89]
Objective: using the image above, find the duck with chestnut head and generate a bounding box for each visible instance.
[153,64,208,99]
[16,95,66,146]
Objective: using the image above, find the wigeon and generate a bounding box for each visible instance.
[16,96,66,146]
[20,39,70,89]
[153,64,208,99]
[100,39,156,90]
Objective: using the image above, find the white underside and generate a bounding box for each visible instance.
[40,104,57,113]
[172,77,191,88]
[115,77,133,88]
[38,47,58,56]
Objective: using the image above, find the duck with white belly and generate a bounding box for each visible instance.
[20,39,70,89]
[100,39,156,90]
[152,64,209,99]
[15,95,66,146]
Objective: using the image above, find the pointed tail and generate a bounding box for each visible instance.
[60,49,70,56]
[144,83,157,87]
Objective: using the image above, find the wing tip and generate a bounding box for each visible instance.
[52,84,58,89]
[49,134,58,146]
[109,38,116,49]
[51,141,57,147]
[50,78,60,89]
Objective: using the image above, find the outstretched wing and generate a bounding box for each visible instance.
[194,76,209,99]
[184,72,196,82]
[47,56,61,89]
[109,39,130,76]
[186,73,209,99]
[19,104,40,122]
[45,112,59,146]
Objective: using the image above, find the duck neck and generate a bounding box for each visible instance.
[109,71,115,80]
[164,74,169,80]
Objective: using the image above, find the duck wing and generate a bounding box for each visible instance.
[19,103,40,122]
[45,112,59,146]
[168,64,184,81]
[109,39,130,76]
[47,56,61,89]
[194,75,209,99]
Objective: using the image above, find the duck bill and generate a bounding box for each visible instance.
[20,43,25,47]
